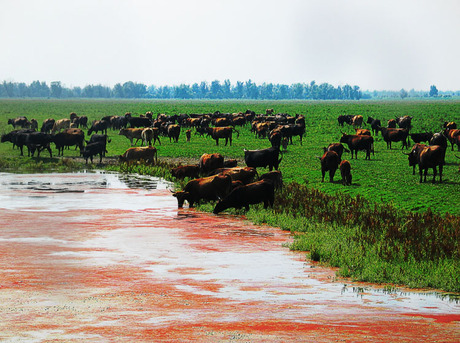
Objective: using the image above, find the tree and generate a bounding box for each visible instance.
[400,89,408,99]
[50,81,62,98]
[429,85,438,97]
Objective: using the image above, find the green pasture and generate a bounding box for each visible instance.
[1,98,459,215]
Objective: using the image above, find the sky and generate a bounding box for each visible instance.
[1,0,459,91]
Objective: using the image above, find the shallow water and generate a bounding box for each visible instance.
[0,172,458,342]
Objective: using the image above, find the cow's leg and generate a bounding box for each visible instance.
[432,167,437,184]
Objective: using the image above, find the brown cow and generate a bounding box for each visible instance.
[407,144,445,183]
[119,128,144,146]
[380,127,409,149]
[119,146,157,164]
[339,160,352,185]
[208,167,258,185]
[172,173,232,208]
[167,124,181,143]
[51,119,71,133]
[171,165,201,179]
[206,126,239,146]
[406,143,427,175]
[323,143,349,159]
[199,153,224,174]
[186,129,191,142]
[320,150,341,182]
[444,128,460,151]
[141,127,154,146]
[339,134,374,159]
[259,170,283,189]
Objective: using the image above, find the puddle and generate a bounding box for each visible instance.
[0,172,458,342]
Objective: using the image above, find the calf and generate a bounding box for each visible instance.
[213,180,275,213]
[339,160,352,185]
[81,142,105,164]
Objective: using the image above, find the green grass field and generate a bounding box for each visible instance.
[1,98,459,215]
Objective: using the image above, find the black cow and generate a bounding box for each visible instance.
[128,116,152,128]
[410,132,433,144]
[25,132,53,157]
[81,142,105,164]
[88,120,109,135]
[213,180,275,214]
[337,115,354,127]
[1,129,35,155]
[244,146,282,171]
[40,118,55,133]
[87,134,110,157]
[53,129,85,156]
[367,117,381,135]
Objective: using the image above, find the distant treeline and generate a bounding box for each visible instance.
[0,80,456,100]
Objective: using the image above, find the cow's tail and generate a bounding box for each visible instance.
[233,127,240,138]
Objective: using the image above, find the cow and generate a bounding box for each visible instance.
[339,134,374,160]
[86,134,110,157]
[40,118,55,133]
[407,144,445,183]
[352,115,363,128]
[429,132,448,150]
[1,129,34,155]
[208,167,258,185]
[266,109,274,115]
[172,173,232,208]
[367,116,381,135]
[278,124,305,145]
[199,153,224,174]
[281,137,289,151]
[259,170,283,189]
[25,132,53,157]
[71,115,88,128]
[337,114,354,127]
[444,129,460,151]
[212,117,231,127]
[223,159,238,168]
[127,116,152,128]
[81,141,106,164]
[213,179,275,214]
[339,160,352,185]
[355,128,371,136]
[395,115,413,130]
[51,119,71,133]
[206,127,239,146]
[405,143,428,175]
[323,143,349,159]
[141,127,154,146]
[7,116,30,129]
[171,165,201,179]
[269,129,282,148]
[118,128,144,146]
[387,119,397,128]
[30,119,38,131]
[119,146,157,164]
[253,122,270,138]
[53,129,85,156]
[319,150,341,182]
[88,119,109,135]
[185,129,191,142]
[410,132,433,144]
[443,121,457,130]
[167,124,181,143]
[380,127,409,149]
[244,146,282,171]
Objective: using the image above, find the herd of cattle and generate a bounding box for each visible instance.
[2,109,459,212]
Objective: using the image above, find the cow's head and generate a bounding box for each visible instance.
[172,191,190,208]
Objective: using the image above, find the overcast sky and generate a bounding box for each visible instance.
[1,0,459,91]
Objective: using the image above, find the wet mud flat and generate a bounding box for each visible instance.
[0,172,458,342]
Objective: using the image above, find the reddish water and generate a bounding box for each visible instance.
[0,172,458,342]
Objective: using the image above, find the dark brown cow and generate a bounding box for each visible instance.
[367,116,381,135]
[253,122,270,138]
[199,153,224,174]
[212,117,231,127]
[323,143,349,159]
[41,118,55,133]
[185,129,191,142]
[380,127,409,149]
[172,174,232,208]
[259,170,283,189]
[206,127,239,146]
[406,143,427,175]
[407,144,445,183]
[53,128,85,156]
[119,146,157,164]
[339,134,374,160]
[171,165,201,179]
[387,119,397,128]
[410,132,433,144]
[443,121,457,130]
[339,160,352,185]
[320,150,341,182]
[88,119,109,135]
[213,179,275,214]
